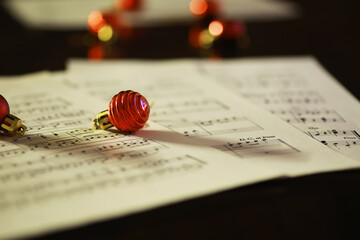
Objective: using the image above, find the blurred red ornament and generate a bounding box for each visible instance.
[0,95,27,136]
[212,20,247,39]
[93,90,150,132]
[94,10,136,40]
[88,10,107,34]
[208,20,223,37]
[115,0,142,11]
[189,0,220,19]
[189,26,203,48]
[87,44,105,61]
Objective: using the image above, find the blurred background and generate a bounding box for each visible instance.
[0,0,359,98]
[1,1,360,239]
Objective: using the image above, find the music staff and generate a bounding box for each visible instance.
[0,154,205,211]
[213,137,299,158]
[155,116,262,138]
[150,99,228,117]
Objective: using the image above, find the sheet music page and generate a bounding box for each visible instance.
[0,72,281,239]
[196,57,360,160]
[67,59,360,176]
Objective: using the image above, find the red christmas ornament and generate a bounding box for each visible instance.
[115,0,142,11]
[0,95,27,135]
[189,0,220,19]
[0,95,10,123]
[208,20,247,39]
[93,90,150,132]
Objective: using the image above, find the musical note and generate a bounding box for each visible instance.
[0,149,26,158]
[4,59,360,240]
[114,147,162,160]
[212,72,308,90]
[155,116,262,138]
[243,90,325,106]
[198,61,360,160]
[0,154,205,211]
[319,140,360,149]
[308,129,358,138]
[213,137,299,158]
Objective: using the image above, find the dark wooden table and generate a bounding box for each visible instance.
[1,0,359,239]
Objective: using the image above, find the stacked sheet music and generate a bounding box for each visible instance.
[1,57,359,239]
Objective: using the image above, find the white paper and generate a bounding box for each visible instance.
[197,56,360,160]
[3,58,360,238]
[0,72,281,239]
[67,59,360,176]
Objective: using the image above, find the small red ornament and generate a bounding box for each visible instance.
[0,95,10,123]
[93,90,150,132]
[116,0,142,11]
[0,95,27,136]
[189,0,220,19]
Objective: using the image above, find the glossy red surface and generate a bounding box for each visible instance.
[116,0,142,11]
[108,90,150,132]
[0,95,10,123]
